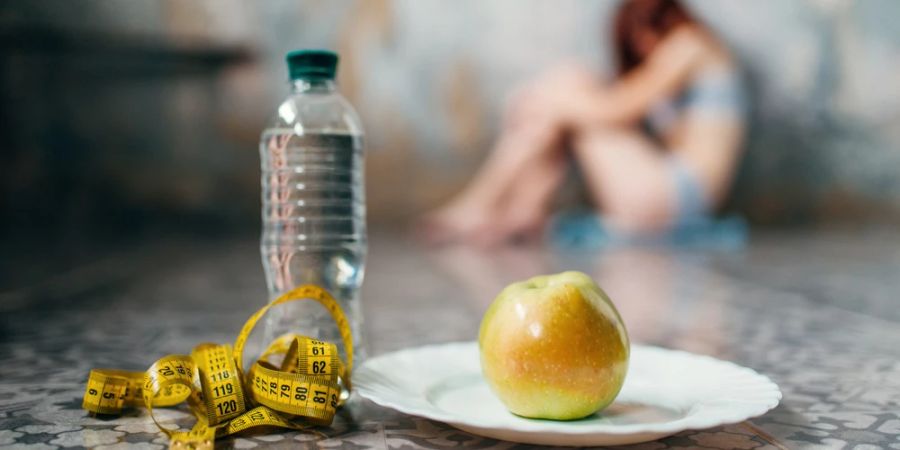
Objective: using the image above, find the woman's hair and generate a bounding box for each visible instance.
[613,0,697,74]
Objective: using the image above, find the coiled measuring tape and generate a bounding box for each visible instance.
[82,285,353,449]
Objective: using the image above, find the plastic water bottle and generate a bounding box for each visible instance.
[259,50,366,363]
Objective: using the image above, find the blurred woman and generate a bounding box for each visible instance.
[419,0,747,246]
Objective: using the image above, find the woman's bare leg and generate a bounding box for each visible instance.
[419,63,600,245]
[472,148,568,246]
[419,111,567,244]
[572,125,679,233]
[457,118,564,212]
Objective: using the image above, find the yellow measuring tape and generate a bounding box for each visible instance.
[82,285,353,449]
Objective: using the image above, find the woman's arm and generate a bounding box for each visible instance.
[565,26,708,127]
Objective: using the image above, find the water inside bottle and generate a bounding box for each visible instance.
[259,129,366,363]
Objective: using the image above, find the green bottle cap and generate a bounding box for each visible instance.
[286,49,338,80]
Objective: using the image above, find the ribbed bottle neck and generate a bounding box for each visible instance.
[291,78,336,94]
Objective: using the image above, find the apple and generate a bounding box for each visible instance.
[478,271,629,420]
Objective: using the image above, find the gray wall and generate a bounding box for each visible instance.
[2,0,899,235]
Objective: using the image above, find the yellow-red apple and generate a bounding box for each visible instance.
[479,271,629,420]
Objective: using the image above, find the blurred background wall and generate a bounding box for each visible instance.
[2,0,900,246]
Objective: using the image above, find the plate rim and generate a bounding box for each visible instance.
[354,341,782,436]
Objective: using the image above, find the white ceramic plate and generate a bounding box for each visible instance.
[355,342,781,446]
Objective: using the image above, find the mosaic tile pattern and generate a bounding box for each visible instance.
[1,231,899,448]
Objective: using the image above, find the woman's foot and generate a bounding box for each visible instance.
[471,204,548,248]
[417,199,547,247]
[415,199,495,246]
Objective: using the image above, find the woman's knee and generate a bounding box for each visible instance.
[505,64,598,124]
[503,83,549,128]
[512,121,564,150]
[502,102,566,141]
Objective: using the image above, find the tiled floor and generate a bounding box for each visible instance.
[2,229,899,449]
